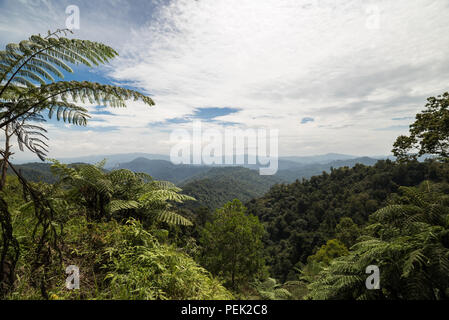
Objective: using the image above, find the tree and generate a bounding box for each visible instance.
[307,239,348,266]
[335,217,361,248]
[0,30,154,298]
[50,160,194,226]
[101,219,233,300]
[307,183,449,300]
[253,277,292,300]
[0,29,154,163]
[392,92,449,161]
[199,199,266,289]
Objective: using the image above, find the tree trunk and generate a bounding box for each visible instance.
[0,124,11,190]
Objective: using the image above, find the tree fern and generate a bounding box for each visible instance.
[108,200,140,214]
[0,30,154,160]
[50,160,194,226]
[0,30,154,299]
[307,183,449,300]
[153,209,193,226]
[253,278,292,300]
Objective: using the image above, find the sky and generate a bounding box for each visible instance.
[1,0,449,162]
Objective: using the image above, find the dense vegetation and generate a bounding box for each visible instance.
[307,182,449,300]
[274,157,379,182]
[116,155,380,184]
[199,199,266,289]
[245,159,449,281]
[1,175,231,300]
[117,157,209,184]
[11,158,379,212]
[180,167,282,210]
[7,162,55,184]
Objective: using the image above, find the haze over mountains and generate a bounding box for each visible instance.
[14,152,390,167]
[12,153,389,181]
[114,155,383,183]
[10,153,389,209]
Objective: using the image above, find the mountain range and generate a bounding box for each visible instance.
[10,153,385,210]
[115,155,382,183]
[14,152,388,168]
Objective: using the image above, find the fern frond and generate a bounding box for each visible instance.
[0,31,155,162]
[108,200,140,214]
[11,120,49,160]
[0,33,118,88]
[402,249,427,277]
[139,189,196,204]
[107,169,138,184]
[47,101,89,125]
[153,209,193,226]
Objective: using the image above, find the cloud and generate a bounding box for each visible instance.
[106,0,449,157]
[2,0,449,161]
[0,0,161,49]
[374,125,410,131]
[392,117,414,121]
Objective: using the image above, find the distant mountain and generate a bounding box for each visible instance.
[279,153,358,164]
[180,167,283,210]
[116,155,381,185]
[116,158,284,209]
[10,154,382,187]
[14,151,387,168]
[275,157,379,182]
[9,155,382,215]
[243,158,309,171]
[55,153,170,169]
[117,157,210,183]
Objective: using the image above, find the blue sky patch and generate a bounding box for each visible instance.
[192,107,240,120]
[301,117,314,124]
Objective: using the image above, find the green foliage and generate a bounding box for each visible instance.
[50,160,194,226]
[180,167,282,210]
[0,175,69,299]
[307,183,449,300]
[253,278,292,300]
[199,199,266,289]
[100,219,232,300]
[246,159,449,281]
[0,30,154,160]
[392,92,449,161]
[0,178,230,300]
[6,162,56,184]
[335,217,361,248]
[4,52,449,300]
[307,239,348,266]
[5,200,232,300]
[0,30,154,297]
[117,158,208,184]
[296,260,324,285]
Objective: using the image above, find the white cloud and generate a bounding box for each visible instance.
[0,0,156,49]
[3,0,449,161]
[105,0,449,157]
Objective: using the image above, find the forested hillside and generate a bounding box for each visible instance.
[275,156,379,182]
[7,162,55,183]
[180,167,282,210]
[12,155,379,187]
[117,157,209,184]
[246,159,449,281]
